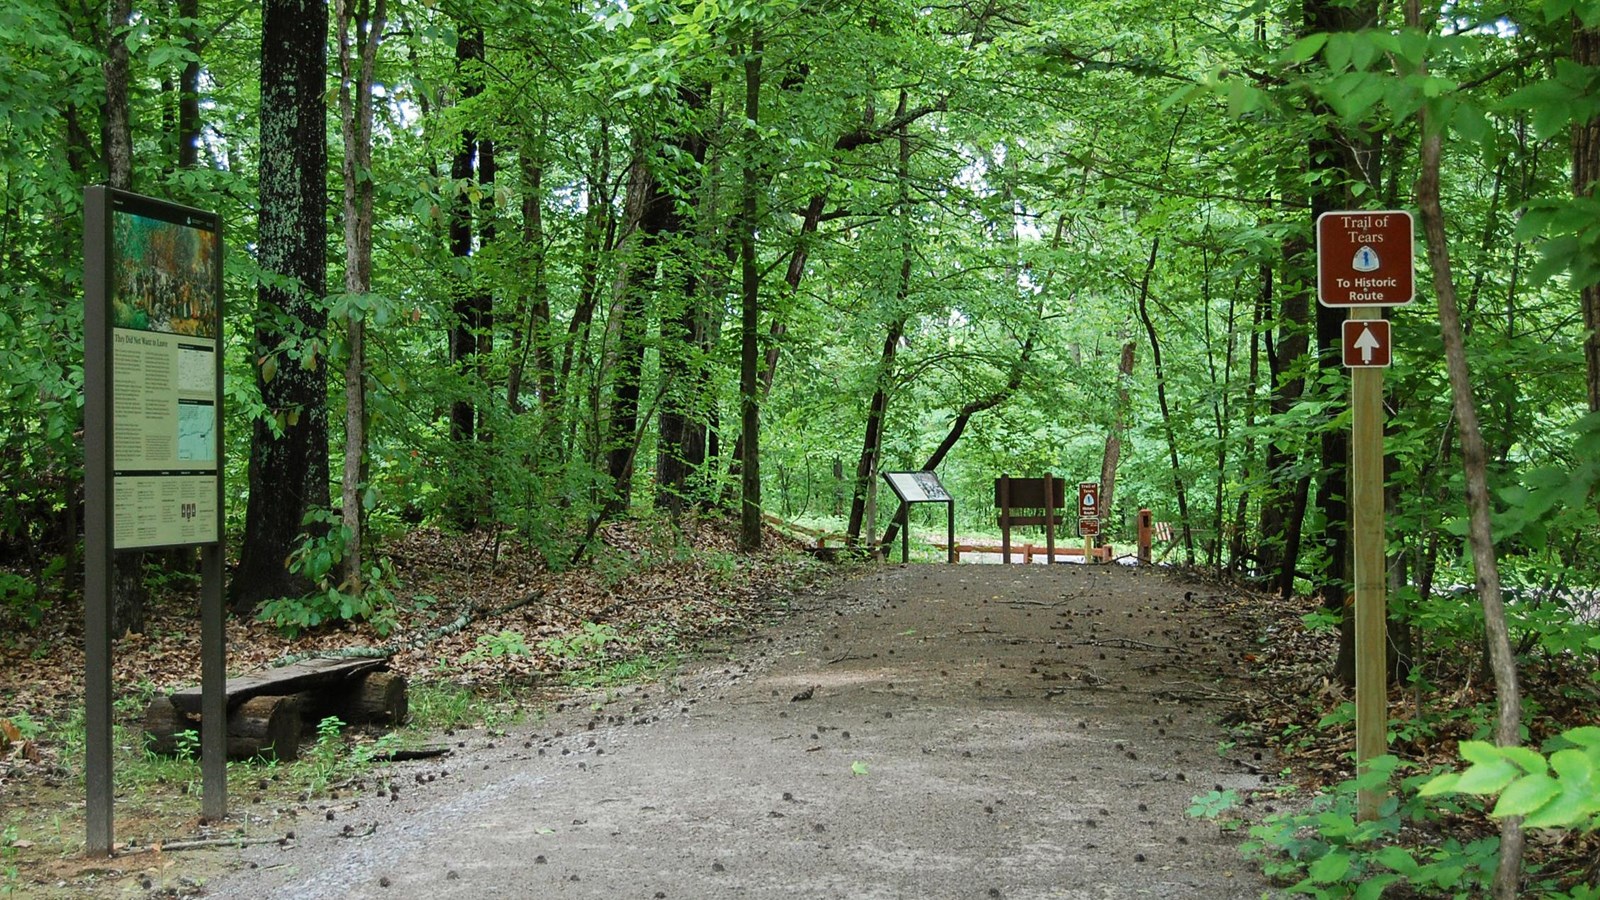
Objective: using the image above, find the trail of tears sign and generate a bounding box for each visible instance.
[1316,211,1414,308]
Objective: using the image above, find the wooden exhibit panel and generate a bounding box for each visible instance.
[994,474,1067,564]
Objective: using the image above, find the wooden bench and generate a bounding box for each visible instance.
[143,656,408,761]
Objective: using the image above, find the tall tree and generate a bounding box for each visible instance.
[737,27,764,550]
[844,92,914,548]
[103,0,145,637]
[1305,0,1383,687]
[335,0,385,592]
[656,86,713,518]
[1410,2,1523,889]
[602,144,664,518]
[1576,20,1600,413]
[177,0,201,170]
[448,26,485,448]
[234,0,330,612]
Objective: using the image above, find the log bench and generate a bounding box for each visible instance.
[143,656,408,761]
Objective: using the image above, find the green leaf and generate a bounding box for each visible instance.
[1355,874,1401,900]
[1493,773,1560,818]
[1418,771,1462,797]
[1455,752,1520,795]
[1284,33,1328,63]
[1500,745,1549,775]
[1560,726,1600,750]
[1375,844,1419,875]
[1309,850,1351,884]
[1325,31,1353,72]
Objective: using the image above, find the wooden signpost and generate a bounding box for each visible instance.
[1317,209,1414,821]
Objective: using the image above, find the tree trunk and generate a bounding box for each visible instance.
[1229,257,1268,574]
[1577,22,1600,413]
[604,147,665,519]
[846,91,914,548]
[335,0,384,592]
[656,84,712,517]
[1259,226,1312,594]
[877,330,1039,550]
[1135,236,1194,565]
[101,0,147,635]
[738,30,764,551]
[1411,7,1524,889]
[177,0,201,170]
[506,118,552,414]
[845,320,905,544]
[235,0,331,613]
[448,27,483,448]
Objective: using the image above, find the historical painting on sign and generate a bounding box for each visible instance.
[111,211,219,337]
[912,472,951,502]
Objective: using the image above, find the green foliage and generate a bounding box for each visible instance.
[257,509,398,636]
[297,716,349,796]
[1187,788,1243,830]
[1422,727,1600,831]
[2,823,19,896]
[462,629,533,664]
[0,712,41,742]
[0,572,43,633]
[539,622,620,665]
[1227,756,1501,898]
[172,728,200,761]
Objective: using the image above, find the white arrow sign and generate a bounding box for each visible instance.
[1353,326,1382,364]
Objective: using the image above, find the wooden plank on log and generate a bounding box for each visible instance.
[169,656,387,715]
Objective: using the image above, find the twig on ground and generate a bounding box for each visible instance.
[1079,637,1177,652]
[124,834,292,854]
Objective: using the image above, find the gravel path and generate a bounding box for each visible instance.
[200,563,1278,899]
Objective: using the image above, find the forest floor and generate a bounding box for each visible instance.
[1,522,1595,897]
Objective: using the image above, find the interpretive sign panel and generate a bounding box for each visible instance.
[95,190,223,549]
[1316,211,1414,308]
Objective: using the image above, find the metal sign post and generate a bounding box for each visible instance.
[881,472,956,564]
[1318,209,1413,821]
[83,187,227,855]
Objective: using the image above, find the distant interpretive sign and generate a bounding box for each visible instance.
[884,471,952,503]
[881,471,956,564]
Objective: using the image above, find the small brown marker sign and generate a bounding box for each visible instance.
[1342,319,1392,368]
